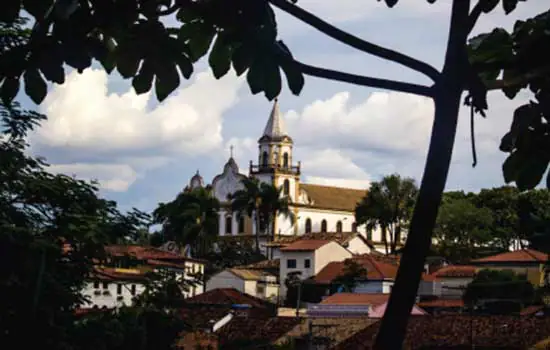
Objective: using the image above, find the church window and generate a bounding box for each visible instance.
[336,221,343,233]
[238,216,245,233]
[305,218,312,233]
[321,220,327,232]
[283,152,289,168]
[225,216,232,234]
[283,179,290,196]
[352,222,357,232]
[262,151,269,167]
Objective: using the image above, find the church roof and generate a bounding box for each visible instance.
[299,183,367,212]
[261,98,289,141]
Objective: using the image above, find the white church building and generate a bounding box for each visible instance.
[186,100,387,253]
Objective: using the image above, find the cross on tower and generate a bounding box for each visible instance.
[230,145,234,158]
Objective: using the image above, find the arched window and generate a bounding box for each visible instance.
[283,152,289,168]
[352,222,357,232]
[238,216,245,233]
[225,216,232,235]
[283,179,290,196]
[262,151,269,167]
[336,221,343,233]
[321,219,327,232]
[305,218,312,233]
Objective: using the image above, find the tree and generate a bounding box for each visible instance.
[355,174,417,254]
[230,177,263,252]
[256,182,294,242]
[3,1,548,347]
[433,196,494,263]
[153,187,220,257]
[517,189,550,252]
[333,259,368,293]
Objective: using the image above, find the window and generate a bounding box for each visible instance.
[367,230,373,241]
[262,151,269,167]
[304,259,311,268]
[117,284,122,295]
[305,218,312,233]
[238,216,245,233]
[287,259,297,269]
[256,284,265,296]
[93,281,100,289]
[283,179,290,196]
[130,284,136,296]
[102,282,109,289]
[352,222,357,232]
[321,219,327,232]
[336,221,343,233]
[283,152,289,168]
[225,216,232,234]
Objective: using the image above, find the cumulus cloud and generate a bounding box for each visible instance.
[48,163,138,192]
[29,68,243,191]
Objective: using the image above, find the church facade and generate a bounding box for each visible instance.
[186,100,385,252]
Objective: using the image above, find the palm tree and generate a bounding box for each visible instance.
[153,187,220,257]
[231,178,294,252]
[355,174,418,254]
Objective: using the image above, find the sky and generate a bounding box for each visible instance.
[20,1,549,213]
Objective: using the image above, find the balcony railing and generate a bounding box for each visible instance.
[249,161,301,175]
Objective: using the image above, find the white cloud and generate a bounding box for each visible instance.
[304,176,371,190]
[29,68,244,192]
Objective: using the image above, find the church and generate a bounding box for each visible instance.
[186,100,384,252]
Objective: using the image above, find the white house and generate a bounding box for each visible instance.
[206,268,279,302]
[279,240,352,297]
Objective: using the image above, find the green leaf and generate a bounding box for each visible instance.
[263,61,281,101]
[502,0,519,14]
[179,23,215,62]
[281,61,304,96]
[176,55,193,79]
[24,69,47,104]
[499,132,515,152]
[22,0,53,18]
[384,0,398,7]
[547,170,550,189]
[517,156,549,191]
[1,77,20,105]
[246,59,265,95]
[155,63,180,102]
[0,0,21,22]
[132,60,154,95]
[63,45,92,72]
[502,151,522,183]
[232,44,254,76]
[40,57,65,84]
[480,0,499,13]
[116,46,142,79]
[208,35,232,79]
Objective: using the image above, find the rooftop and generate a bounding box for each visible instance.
[280,239,332,252]
[184,288,275,310]
[472,249,548,264]
[268,231,361,247]
[217,316,301,349]
[299,183,367,212]
[314,255,398,284]
[320,293,389,306]
[431,265,478,278]
[228,268,276,281]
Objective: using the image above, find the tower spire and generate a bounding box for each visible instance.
[262,98,287,139]
[230,144,234,158]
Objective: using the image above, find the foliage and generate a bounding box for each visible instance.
[333,259,368,292]
[469,9,550,190]
[463,269,536,308]
[153,187,220,256]
[201,237,266,278]
[355,174,417,254]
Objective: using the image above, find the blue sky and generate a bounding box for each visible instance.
[20,1,548,213]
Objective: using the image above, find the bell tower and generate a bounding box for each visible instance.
[249,98,301,203]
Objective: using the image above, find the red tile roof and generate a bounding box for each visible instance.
[431,265,478,278]
[336,315,550,349]
[472,249,548,264]
[418,299,465,308]
[280,239,331,252]
[314,255,398,284]
[91,267,147,282]
[320,293,389,306]
[268,232,360,247]
[184,288,274,310]
[105,245,184,260]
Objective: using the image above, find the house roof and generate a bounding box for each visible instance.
[237,259,280,271]
[228,268,275,281]
[320,293,389,306]
[417,298,465,308]
[299,183,366,212]
[105,245,204,263]
[267,232,361,247]
[471,249,548,264]
[90,267,148,282]
[179,305,234,330]
[280,239,332,252]
[313,255,398,284]
[336,315,550,349]
[216,316,301,349]
[184,288,274,309]
[431,265,478,278]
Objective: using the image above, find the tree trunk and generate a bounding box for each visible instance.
[382,226,389,255]
[373,1,470,348]
[254,210,261,252]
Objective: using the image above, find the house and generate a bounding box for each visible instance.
[470,248,548,286]
[429,265,478,299]
[267,231,374,260]
[279,240,352,297]
[206,268,279,302]
[83,244,206,308]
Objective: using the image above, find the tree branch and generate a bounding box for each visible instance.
[295,60,434,97]
[467,1,484,34]
[267,0,440,82]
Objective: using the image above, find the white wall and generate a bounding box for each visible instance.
[279,251,315,297]
[314,242,353,275]
[83,281,145,308]
[206,270,245,292]
[345,236,372,255]
[439,277,472,298]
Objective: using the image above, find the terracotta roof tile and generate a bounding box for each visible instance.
[179,305,233,329]
[280,239,332,252]
[228,268,275,281]
[314,255,398,284]
[320,293,389,306]
[91,267,147,282]
[184,288,275,310]
[431,265,478,278]
[237,259,280,271]
[299,183,366,212]
[268,232,359,247]
[418,299,465,308]
[472,249,548,263]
